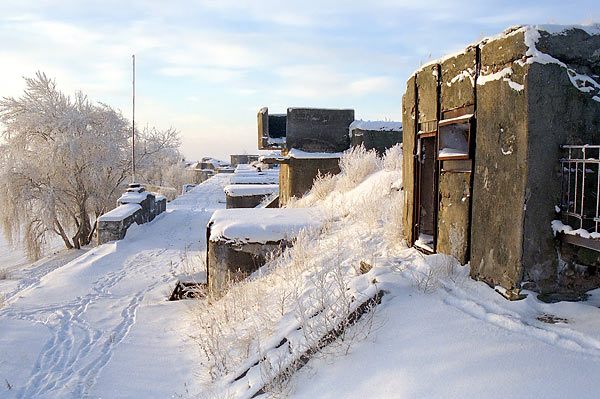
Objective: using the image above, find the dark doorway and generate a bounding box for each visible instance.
[415,134,437,252]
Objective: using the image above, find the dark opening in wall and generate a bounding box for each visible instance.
[268,114,286,139]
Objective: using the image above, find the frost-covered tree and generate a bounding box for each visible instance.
[0,72,181,259]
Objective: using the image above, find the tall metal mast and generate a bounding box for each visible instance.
[132,54,136,183]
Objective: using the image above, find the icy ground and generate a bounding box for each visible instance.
[0,174,230,398]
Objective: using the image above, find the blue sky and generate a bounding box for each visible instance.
[0,1,598,161]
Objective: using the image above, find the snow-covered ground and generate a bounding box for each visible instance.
[189,146,600,399]
[0,174,230,398]
[2,146,600,399]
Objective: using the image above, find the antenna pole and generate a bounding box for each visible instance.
[132,54,136,183]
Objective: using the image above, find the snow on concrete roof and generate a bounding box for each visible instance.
[412,24,600,101]
[349,120,403,133]
[230,174,279,185]
[288,149,345,159]
[98,203,141,222]
[224,184,279,197]
[118,190,150,204]
[209,208,322,243]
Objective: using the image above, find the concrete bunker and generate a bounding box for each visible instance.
[402,25,600,295]
[349,120,403,155]
[206,208,322,298]
[258,107,355,206]
[97,184,166,244]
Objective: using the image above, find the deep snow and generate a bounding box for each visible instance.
[2,147,600,399]
[0,174,230,398]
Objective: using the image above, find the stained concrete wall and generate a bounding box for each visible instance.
[403,26,600,293]
[440,48,477,113]
[258,108,286,150]
[523,62,600,292]
[286,108,354,153]
[226,194,269,209]
[350,129,402,155]
[437,169,471,264]
[230,155,260,167]
[469,32,530,290]
[207,239,286,298]
[279,157,341,206]
[97,192,166,245]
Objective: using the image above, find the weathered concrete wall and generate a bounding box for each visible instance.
[470,32,529,290]
[230,155,259,167]
[98,211,140,244]
[416,65,439,126]
[258,108,286,150]
[350,129,402,155]
[437,170,471,264]
[404,25,600,293]
[187,169,213,184]
[226,194,268,209]
[279,157,341,206]
[97,188,166,245]
[524,60,600,292]
[207,239,286,298]
[440,48,477,113]
[401,75,416,245]
[286,108,354,153]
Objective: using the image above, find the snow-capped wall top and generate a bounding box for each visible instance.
[118,190,150,204]
[98,203,141,222]
[411,24,600,101]
[349,120,403,133]
[224,184,279,197]
[413,24,600,75]
[288,148,345,159]
[230,174,279,185]
[209,208,322,243]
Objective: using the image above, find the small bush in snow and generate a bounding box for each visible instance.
[336,145,382,193]
[383,143,403,171]
[310,172,337,201]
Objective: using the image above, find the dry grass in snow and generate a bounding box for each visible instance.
[188,145,408,397]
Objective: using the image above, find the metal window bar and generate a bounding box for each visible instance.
[560,145,600,233]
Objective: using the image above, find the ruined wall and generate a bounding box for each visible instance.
[401,76,416,245]
[279,157,341,206]
[286,108,354,153]
[470,31,529,290]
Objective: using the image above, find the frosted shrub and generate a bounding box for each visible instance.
[336,146,382,192]
[310,172,337,202]
[383,143,403,172]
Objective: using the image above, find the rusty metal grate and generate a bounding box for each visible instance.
[560,145,600,233]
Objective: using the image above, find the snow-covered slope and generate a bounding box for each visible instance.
[190,145,600,399]
[0,174,230,398]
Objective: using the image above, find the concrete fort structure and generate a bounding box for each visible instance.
[97,184,166,245]
[349,120,403,155]
[258,107,354,206]
[402,25,600,296]
[206,208,322,297]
